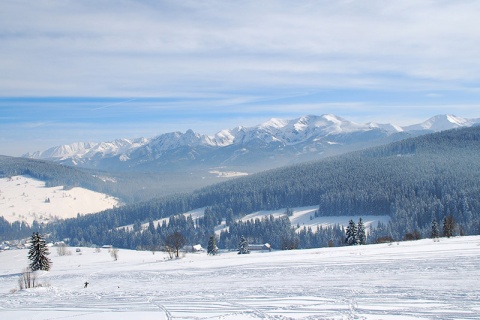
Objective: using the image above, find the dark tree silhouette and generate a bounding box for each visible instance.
[345,220,358,246]
[207,236,218,255]
[443,216,455,238]
[238,235,250,254]
[28,232,51,271]
[165,231,186,258]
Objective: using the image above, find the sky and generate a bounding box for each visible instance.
[1,0,480,156]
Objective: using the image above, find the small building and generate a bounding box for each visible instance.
[192,244,204,252]
[249,243,271,252]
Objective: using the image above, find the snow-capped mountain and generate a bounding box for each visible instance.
[23,114,480,173]
[403,114,476,132]
[24,138,149,166]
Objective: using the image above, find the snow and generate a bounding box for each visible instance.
[121,207,207,232]
[1,236,479,319]
[368,122,404,134]
[0,176,120,224]
[208,170,249,178]
[403,114,471,132]
[221,206,390,235]
[289,207,390,232]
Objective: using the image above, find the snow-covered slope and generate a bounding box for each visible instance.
[0,175,120,224]
[403,114,475,132]
[120,205,390,236]
[24,138,149,163]
[1,236,479,319]
[23,114,480,172]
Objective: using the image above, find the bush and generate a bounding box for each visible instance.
[376,236,394,244]
[56,244,72,256]
[404,230,421,241]
[18,268,37,290]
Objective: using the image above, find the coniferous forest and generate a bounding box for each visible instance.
[3,126,480,250]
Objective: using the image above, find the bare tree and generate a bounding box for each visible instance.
[164,231,186,258]
[56,243,71,256]
[18,268,36,290]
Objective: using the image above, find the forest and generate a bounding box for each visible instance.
[0,155,218,203]
[2,126,480,249]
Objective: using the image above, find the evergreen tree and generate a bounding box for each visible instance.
[238,235,250,254]
[443,215,455,238]
[285,208,294,217]
[207,236,218,255]
[345,220,358,246]
[431,218,439,239]
[28,232,51,271]
[357,218,366,245]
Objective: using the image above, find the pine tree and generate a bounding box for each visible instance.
[28,232,51,271]
[207,236,218,255]
[357,218,366,245]
[443,215,455,238]
[238,235,250,254]
[345,219,358,246]
[431,218,439,239]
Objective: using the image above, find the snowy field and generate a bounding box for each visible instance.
[0,176,120,224]
[1,236,479,319]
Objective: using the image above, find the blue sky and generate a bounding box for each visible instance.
[1,0,480,156]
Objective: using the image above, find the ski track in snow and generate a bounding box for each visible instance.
[1,237,479,319]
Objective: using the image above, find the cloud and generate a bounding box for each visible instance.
[93,98,137,110]
[2,1,480,156]
[1,0,480,98]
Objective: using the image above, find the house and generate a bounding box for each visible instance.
[192,244,204,252]
[249,243,271,252]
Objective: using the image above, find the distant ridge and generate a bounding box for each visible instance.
[22,114,480,173]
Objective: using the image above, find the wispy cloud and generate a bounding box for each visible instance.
[1,1,480,97]
[1,1,480,155]
[93,98,138,110]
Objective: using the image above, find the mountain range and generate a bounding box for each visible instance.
[23,114,480,173]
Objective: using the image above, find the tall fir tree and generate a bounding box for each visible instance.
[345,219,358,246]
[431,218,440,239]
[357,218,366,245]
[238,235,250,254]
[207,235,218,255]
[28,232,51,271]
[443,216,455,238]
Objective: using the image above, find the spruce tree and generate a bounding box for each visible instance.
[207,236,218,255]
[238,235,250,254]
[431,218,439,239]
[443,216,455,238]
[357,218,366,245]
[345,219,358,246]
[28,232,51,271]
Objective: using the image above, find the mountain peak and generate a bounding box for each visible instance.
[259,118,289,129]
[403,114,470,132]
[23,113,480,170]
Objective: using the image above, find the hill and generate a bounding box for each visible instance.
[0,155,223,203]
[0,175,119,225]
[0,236,479,319]
[45,126,480,249]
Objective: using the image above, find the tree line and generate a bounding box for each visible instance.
[2,126,480,249]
